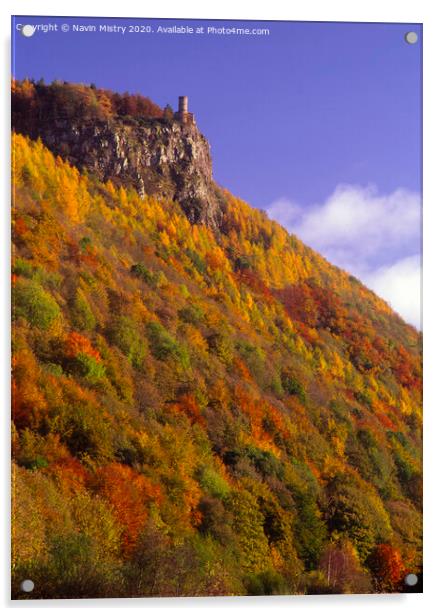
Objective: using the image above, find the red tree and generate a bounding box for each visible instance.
[367,543,406,592]
[90,463,163,554]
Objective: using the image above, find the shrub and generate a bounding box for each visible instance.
[244,569,287,595]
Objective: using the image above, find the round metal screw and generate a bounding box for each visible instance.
[405,32,418,44]
[20,579,35,592]
[404,573,418,587]
[21,25,35,37]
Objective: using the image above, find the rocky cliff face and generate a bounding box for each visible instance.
[14,116,224,230]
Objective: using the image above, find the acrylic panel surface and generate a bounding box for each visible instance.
[11,16,422,599]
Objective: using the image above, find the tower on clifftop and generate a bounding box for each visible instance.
[174,95,195,125]
[179,95,188,114]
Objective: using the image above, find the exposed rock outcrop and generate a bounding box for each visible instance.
[13,115,224,230]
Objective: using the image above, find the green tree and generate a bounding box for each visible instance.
[70,288,96,331]
[147,321,190,369]
[13,279,60,329]
[324,473,392,561]
[227,488,270,573]
[108,316,147,369]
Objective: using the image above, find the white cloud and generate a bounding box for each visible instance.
[266,185,422,328]
[264,197,302,229]
[364,255,422,329]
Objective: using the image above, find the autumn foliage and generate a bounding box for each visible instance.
[64,332,101,361]
[12,79,163,132]
[11,83,422,599]
[90,463,162,554]
[367,544,407,592]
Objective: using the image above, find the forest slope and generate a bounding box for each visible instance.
[11,85,422,598]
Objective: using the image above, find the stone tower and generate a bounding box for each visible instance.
[179,95,188,115]
[174,96,195,125]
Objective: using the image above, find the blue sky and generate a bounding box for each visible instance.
[12,16,422,326]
